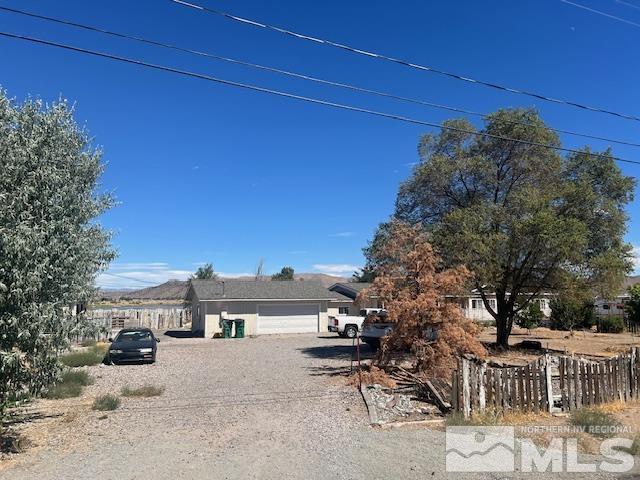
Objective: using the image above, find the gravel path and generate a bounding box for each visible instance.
[0,333,629,479]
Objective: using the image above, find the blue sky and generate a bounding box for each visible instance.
[2,0,640,288]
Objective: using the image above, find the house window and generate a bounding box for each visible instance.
[538,299,547,309]
[338,307,350,315]
[602,304,610,310]
[488,299,496,309]
[471,299,483,309]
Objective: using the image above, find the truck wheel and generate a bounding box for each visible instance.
[344,325,358,339]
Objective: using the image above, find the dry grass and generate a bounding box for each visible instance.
[92,394,120,411]
[43,370,94,399]
[120,385,164,397]
[570,407,621,438]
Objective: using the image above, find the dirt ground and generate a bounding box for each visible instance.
[0,332,632,479]
[480,326,640,363]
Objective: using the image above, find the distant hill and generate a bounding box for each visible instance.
[98,273,349,301]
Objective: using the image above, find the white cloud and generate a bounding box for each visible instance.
[312,263,361,276]
[329,232,354,238]
[217,272,253,278]
[97,264,193,289]
[633,246,640,274]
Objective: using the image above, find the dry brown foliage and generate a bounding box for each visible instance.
[360,221,486,377]
[347,365,397,389]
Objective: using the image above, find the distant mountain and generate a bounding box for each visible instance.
[98,273,349,301]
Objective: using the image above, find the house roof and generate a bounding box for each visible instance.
[328,282,373,300]
[188,279,341,301]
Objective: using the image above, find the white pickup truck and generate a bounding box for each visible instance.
[328,308,385,339]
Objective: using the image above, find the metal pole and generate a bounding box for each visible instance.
[357,332,362,388]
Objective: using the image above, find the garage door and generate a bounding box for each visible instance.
[257,304,319,334]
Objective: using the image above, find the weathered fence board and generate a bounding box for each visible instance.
[453,347,640,417]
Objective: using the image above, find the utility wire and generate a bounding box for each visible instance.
[615,0,640,12]
[100,272,161,285]
[1,6,638,148]
[171,0,640,123]
[1,30,638,166]
[561,0,640,28]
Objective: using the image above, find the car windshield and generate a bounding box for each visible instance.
[116,330,152,342]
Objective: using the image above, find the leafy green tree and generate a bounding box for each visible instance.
[193,263,217,280]
[549,296,597,331]
[0,92,114,416]
[516,301,543,330]
[625,284,640,326]
[272,266,294,281]
[351,266,376,283]
[368,108,634,347]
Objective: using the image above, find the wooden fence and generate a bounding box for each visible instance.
[86,307,191,335]
[452,355,553,417]
[452,348,640,417]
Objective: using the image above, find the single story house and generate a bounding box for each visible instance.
[328,282,380,315]
[187,279,347,337]
[455,290,553,322]
[330,282,552,323]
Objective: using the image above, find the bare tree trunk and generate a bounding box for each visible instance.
[495,291,512,348]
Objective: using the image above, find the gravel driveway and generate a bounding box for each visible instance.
[1,333,627,479]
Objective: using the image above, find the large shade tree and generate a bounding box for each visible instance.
[0,91,114,415]
[367,108,634,347]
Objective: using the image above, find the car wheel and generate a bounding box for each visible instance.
[344,325,358,339]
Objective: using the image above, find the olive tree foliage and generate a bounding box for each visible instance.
[367,108,634,348]
[0,92,115,415]
[272,266,294,281]
[193,263,217,280]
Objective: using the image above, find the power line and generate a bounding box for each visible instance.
[100,272,161,285]
[1,30,639,166]
[2,6,638,148]
[615,0,640,12]
[561,0,640,28]
[171,0,640,123]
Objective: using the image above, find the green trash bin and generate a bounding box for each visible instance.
[234,319,245,338]
[222,319,233,339]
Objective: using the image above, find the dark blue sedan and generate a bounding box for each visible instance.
[107,328,159,364]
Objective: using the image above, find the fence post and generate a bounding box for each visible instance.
[461,358,471,418]
[544,354,553,413]
[479,362,486,411]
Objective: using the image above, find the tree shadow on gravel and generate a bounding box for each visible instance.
[305,365,353,378]
[298,344,376,361]
[163,329,195,339]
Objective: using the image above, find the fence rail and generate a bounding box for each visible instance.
[452,347,640,417]
[75,307,191,344]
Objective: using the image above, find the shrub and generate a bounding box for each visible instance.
[550,298,596,331]
[598,316,624,334]
[60,370,94,387]
[61,348,105,367]
[570,407,620,438]
[516,302,543,330]
[80,339,97,347]
[43,370,94,399]
[121,385,164,397]
[44,382,82,399]
[92,394,120,411]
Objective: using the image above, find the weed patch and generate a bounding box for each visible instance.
[92,394,120,411]
[44,369,94,399]
[121,385,164,397]
[570,407,621,438]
